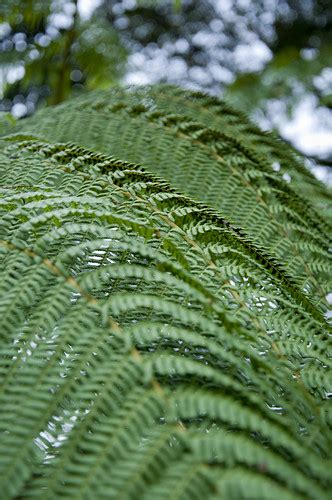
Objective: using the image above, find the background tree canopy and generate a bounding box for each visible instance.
[0,0,331,171]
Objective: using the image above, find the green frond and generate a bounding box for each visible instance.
[0,85,331,499]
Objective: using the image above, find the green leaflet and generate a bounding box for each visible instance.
[0,86,331,499]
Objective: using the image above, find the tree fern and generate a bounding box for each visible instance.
[0,85,331,499]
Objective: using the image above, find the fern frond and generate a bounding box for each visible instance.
[9,86,332,311]
[0,86,331,499]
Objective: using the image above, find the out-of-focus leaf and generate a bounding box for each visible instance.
[0,1,51,28]
[226,42,332,119]
[74,19,127,89]
[320,94,332,108]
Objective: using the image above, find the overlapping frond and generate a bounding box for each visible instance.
[10,86,332,309]
[0,86,331,499]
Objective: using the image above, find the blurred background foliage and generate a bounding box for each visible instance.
[0,0,331,173]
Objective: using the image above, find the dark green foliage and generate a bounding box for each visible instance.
[0,0,127,110]
[0,85,331,499]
